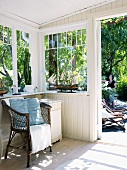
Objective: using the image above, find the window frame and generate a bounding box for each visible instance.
[0,21,31,93]
[41,21,88,92]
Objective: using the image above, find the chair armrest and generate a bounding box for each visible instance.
[1,100,30,131]
[40,102,52,124]
[40,102,52,109]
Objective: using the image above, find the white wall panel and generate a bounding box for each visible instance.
[95,6,101,13]
[111,1,117,8]
[45,93,90,141]
[116,0,123,7]
[106,3,112,10]
[122,0,127,6]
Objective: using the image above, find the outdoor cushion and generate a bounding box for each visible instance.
[27,98,44,125]
[9,98,44,126]
[9,99,28,113]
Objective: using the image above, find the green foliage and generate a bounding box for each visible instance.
[0,78,8,91]
[17,30,30,86]
[23,49,32,85]
[0,29,13,87]
[116,76,127,100]
[102,81,116,102]
[0,25,31,90]
[102,16,127,100]
[45,29,87,91]
[101,17,127,78]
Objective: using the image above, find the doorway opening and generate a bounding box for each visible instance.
[100,15,127,145]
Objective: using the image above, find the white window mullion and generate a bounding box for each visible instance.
[57,33,59,85]
[71,32,72,72]
[12,27,18,93]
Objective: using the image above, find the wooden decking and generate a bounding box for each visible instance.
[0,138,127,170]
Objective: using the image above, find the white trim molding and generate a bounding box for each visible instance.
[0,10,39,30]
[40,21,87,35]
[87,5,127,142]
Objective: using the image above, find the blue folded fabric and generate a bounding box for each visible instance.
[9,98,44,126]
[9,99,28,113]
[27,98,44,125]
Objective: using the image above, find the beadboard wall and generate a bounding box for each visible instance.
[40,0,127,29]
[46,92,90,141]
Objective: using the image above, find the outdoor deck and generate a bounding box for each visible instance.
[0,137,127,170]
[101,99,127,145]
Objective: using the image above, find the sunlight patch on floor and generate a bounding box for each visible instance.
[55,143,127,170]
[92,143,127,156]
[101,131,127,146]
[31,167,42,170]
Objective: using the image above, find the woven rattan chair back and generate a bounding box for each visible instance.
[1,99,52,168]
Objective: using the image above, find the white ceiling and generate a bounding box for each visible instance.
[0,0,117,27]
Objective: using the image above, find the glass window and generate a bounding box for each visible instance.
[0,24,31,93]
[17,30,31,91]
[0,25,13,89]
[44,28,87,91]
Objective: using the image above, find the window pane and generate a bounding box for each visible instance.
[58,48,72,85]
[45,48,57,89]
[3,27,8,44]
[77,30,81,45]
[53,34,57,48]
[0,25,3,42]
[45,28,87,91]
[72,31,76,46]
[82,29,86,45]
[49,34,53,48]
[58,33,61,47]
[0,25,13,89]
[17,30,31,90]
[61,32,66,47]
[8,28,12,45]
[75,45,87,90]
[67,31,72,47]
[44,35,49,49]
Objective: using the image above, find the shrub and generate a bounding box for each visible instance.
[102,81,116,102]
[117,76,127,101]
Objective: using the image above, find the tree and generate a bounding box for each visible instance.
[0,25,13,87]
[45,29,87,91]
[0,44,13,87]
[101,16,127,79]
[0,25,30,89]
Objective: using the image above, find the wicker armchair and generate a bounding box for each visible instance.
[1,99,52,168]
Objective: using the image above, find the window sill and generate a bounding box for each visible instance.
[45,90,89,96]
[0,92,45,99]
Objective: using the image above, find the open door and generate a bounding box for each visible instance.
[96,20,102,140]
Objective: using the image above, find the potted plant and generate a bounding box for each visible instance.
[0,78,8,96]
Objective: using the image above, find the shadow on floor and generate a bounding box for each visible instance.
[101,99,127,146]
[101,119,127,146]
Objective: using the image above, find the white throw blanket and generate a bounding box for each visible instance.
[30,124,51,154]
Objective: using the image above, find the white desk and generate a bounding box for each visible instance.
[40,99,62,143]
